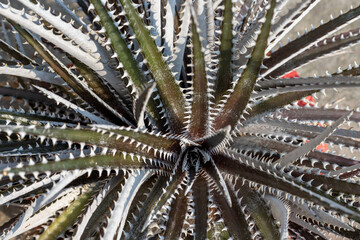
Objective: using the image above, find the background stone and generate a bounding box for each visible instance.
[285,0,360,109]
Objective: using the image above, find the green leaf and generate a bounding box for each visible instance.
[193,174,209,240]
[268,28,360,78]
[256,76,360,95]
[280,108,360,123]
[0,125,179,160]
[118,0,186,132]
[263,4,360,77]
[9,21,129,125]
[248,91,315,119]
[276,111,352,167]
[211,184,252,240]
[134,82,156,129]
[0,139,68,157]
[91,125,181,154]
[196,126,231,151]
[267,0,322,53]
[214,0,233,100]
[126,176,169,238]
[2,153,145,178]
[69,56,135,124]
[89,0,173,131]
[188,10,209,138]
[232,181,281,240]
[0,109,87,126]
[213,0,277,130]
[0,39,37,65]
[241,120,360,166]
[0,86,53,104]
[88,0,144,87]
[163,187,188,240]
[215,152,360,222]
[102,170,152,239]
[232,134,359,168]
[204,159,232,207]
[76,175,124,240]
[141,170,186,233]
[38,182,103,240]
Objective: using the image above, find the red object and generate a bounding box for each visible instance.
[282,71,327,152]
[281,70,299,79]
[297,95,315,107]
[304,140,328,152]
[281,71,315,107]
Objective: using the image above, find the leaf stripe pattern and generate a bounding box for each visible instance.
[0,1,360,239]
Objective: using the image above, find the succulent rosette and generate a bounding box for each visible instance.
[0,0,360,239]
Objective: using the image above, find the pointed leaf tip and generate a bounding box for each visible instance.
[276,111,353,167]
[135,82,156,129]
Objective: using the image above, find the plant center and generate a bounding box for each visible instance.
[181,146,210,171]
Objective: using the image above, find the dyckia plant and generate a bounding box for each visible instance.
[2,0,360,239]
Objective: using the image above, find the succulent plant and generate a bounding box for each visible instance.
[1,0,360,239]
